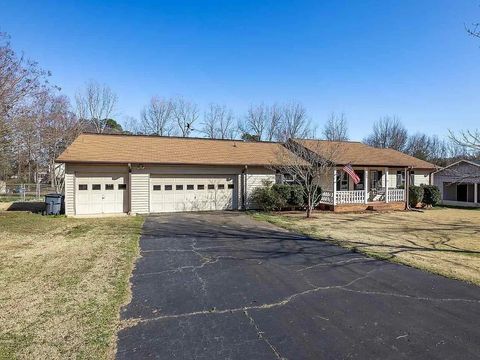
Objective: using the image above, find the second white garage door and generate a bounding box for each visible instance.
[150,175,236,212]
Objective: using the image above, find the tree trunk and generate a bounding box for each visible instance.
[306,195,312,218]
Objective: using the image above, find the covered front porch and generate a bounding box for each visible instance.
[319,166,408,211]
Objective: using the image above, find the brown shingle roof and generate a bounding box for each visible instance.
[294,139,437,169]
[57,133,303,166]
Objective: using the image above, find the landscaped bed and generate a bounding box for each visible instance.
[0,212,144,359]
[253,207,480,286]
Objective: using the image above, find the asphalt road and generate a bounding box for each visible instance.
[117,212,480,360]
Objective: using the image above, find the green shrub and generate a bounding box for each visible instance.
[409,185,424,208]
[250,186,286,211]
[272,184,304,207]
[422,185,441,206]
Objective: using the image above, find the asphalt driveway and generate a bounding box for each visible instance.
[117,212,480,360]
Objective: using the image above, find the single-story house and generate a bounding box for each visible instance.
[56,134,437,216]
[291,139,437,212]
[433,160,480,208]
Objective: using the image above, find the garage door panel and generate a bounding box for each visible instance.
[150,175,235,213]
[75,173,128,215]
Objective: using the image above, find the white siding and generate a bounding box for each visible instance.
[64,165,75,216]
[315,169,334,191]
[412,170,431,186]
[388,173,397,188]
[246,173,276,209]
[130,172,150,214]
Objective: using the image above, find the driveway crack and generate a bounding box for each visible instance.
[124,268,480,328]
[243,310,286,360]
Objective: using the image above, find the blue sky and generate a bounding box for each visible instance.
[1,0,479,140]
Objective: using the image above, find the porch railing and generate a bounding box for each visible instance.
[387,189,405,202]
[319,190,334,204]
[318,189,405,206]
[336,190,365,204]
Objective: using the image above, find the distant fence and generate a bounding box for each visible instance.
[0,183,57,202]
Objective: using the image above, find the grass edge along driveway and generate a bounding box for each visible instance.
[251,208,480,286]
[0,212,144,359]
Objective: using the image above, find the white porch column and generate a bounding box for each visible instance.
[475,183,478,204]
[385,167,389,203]
[333,168,337,206]
[404,168,408,201]
[364,167,368,204]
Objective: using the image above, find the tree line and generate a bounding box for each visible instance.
[0,31,478,186]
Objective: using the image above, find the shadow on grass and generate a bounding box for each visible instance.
[6,202,45,213]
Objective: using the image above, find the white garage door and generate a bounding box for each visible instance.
[75,173,129,215]
[150,175,236,212]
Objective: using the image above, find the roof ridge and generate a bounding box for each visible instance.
[80,132,282,144]
[295,138,363,144]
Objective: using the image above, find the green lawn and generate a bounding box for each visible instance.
[0,212,144,359]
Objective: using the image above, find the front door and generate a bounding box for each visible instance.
[370,170,383,190]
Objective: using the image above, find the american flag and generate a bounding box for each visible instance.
[343,164,360,184]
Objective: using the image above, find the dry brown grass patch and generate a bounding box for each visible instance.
[0,212,144,359]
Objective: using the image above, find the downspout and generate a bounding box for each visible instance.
[128,163,132,215]
[241,165,248,210]
[405,166,423,212]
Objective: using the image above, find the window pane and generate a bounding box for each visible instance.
[165,185,173,190]
[153,185,161,191]
[176,185,183,190]
[208,184,215,190]
[92,184,101,190]
[79,184,88,190]
[218,184,225,190]
[105,184,114,190]
[187,185,194,190]
[228,184,234,189]
[197,184,205,190]
[118,184,127,190]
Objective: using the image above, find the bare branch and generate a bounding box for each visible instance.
[141,96,174,136]
[75,81,117,133]
[202,103,236,139]
[271,140,338,217]
[363,116,408,151]
[322,112,349,141]
[171,97,199,137]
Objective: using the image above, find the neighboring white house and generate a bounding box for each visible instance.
[56,134,437,216]
[433,160,480,208]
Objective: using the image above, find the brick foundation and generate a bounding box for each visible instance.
[332,201,406,213]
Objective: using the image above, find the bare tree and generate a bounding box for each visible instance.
[122,116,142,134]
[0,32,53,180]
[449,129,480,155]
[0,32,51,120]
[202,103,236,139]
[75,81,117,133]
[323,112,349,141]
[140,96,174,136]
[276,102,313,141]
[363,116,408,151]
[271,140,338,218]
[240,104,267,140]
[39,94,81,189]
[265,103,283,141]
[171,97,199,137]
